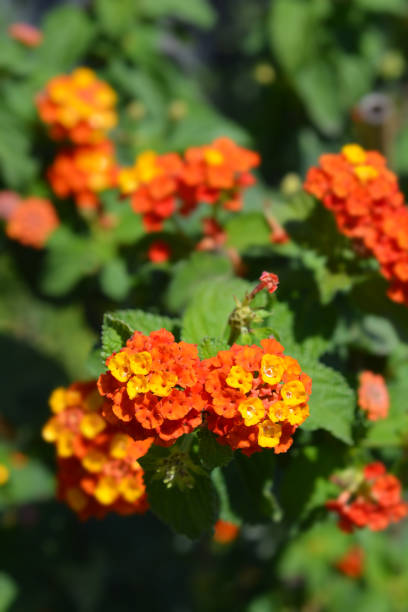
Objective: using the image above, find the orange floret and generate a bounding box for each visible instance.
[213,520,240,544]
[98,329,206,445]
[6,197,59,248]
[148,240,171,263]
[304,144,408,306]
[47,141,118,210]
[358,371,389,421]
[335,546,364,578]
[36,67,117,144]
[43,380,150,519]
[203,340,311,456]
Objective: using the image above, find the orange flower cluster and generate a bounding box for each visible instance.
[43,381,149,519]
[8,22,43,47]
[47,141,118,210]
[118,138,260,232]
[335,546,364,578]
[358,371,389,421]
[98,329,205,446]
[304,144,408,305]
[203,339,311,456]
[5,197,59,248]
[118,151,183,231]
[326,462,408,532]
[36,67,117,144]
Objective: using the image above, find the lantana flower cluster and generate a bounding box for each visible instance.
[203,339,311,455]
[98,329,206,445]
[4,196,59,248]
[304,144,408,306]
[326,462,408,532]
[97,329,311,457]
[358,371,389,421]
[47,141,118,210]
[43,381,149,519]
[36,67,117,144]
[118,138,260,231]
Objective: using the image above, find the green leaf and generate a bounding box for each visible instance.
[38,5,95,69]
[356,0,408,14]
[94,0,136,36]
[0,446,54,509]
[198,430,233,471]
[294,60,343,135]
[42,228,110,296]
[299,359,355,444]
[139,0,216,28]
[225,213,271,250]
[0,573,17,612]
[211,468,241,524]
[182,277,251,343]
[101,313,133,361]
[101,309,179,360]
[141,447,218,539]
[166,252,233,313]
[99,258,132,301]
[224,452,281,523]
[269,0,321,73]
[197,337,229,360]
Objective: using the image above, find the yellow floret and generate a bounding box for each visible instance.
[127,374,149,399]
[238,397,265,426]
[204,148,224,166]
[119,476,143,503]
[148,372,178,397]
[49,387,67,414]
[281,380,307,406]
[82,449,106,473]
[0,464,9,486]
[354,165,379,183]
[268,400,289,423]
[260,354,285,385]
[109,433,129,459]
[94,477,119,505]
[108,352,132,382]
[342,144,366,165]
[226,365,253,393]
[56,431,75,458]
[80,413,106,439]
[129,351,152,375]
[258,420,282,448]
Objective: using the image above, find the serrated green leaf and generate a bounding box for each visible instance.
[182,277,251,343]
[101,313,133,360]
[198,430,233,471]
[197,337,229,360]
[299,360,355,444]
[225,213,271,250]
[101,309,179,360]
[144,469,218,539]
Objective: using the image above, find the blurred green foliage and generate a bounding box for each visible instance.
[1,0,408,611]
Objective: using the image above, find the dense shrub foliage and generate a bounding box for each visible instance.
[2,1,408,610]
